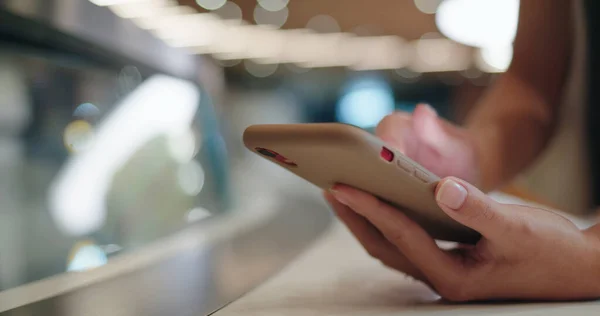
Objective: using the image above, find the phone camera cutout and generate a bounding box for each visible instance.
[255,147,298,167]
[380,146,394,162]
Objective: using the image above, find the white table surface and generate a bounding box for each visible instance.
[215,193,600,316]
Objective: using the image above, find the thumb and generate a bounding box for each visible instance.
[435,177,511,239]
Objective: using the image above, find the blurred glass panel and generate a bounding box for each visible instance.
[0,47,228,290]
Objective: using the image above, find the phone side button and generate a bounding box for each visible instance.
[396,157,414,173]
[414,168,432,183]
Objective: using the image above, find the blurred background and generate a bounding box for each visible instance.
[0,0,589,314]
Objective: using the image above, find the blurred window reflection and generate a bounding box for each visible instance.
[0,45,227,290]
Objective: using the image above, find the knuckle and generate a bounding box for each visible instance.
[364,246,383,259]
[385,217,417,245]
[386,229,410,247]
[481,202,497,222]
[356,193,380,211]
[513,217,536,237]
[465,199,496,223]
[376,113,409,131]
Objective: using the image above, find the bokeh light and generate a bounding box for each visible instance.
[186,207,212,222]
[177,160,206,196]
[350,35,408,70]
[109,1,174,19]
[63,120,95,154]
[89,0,157,6]
[461,68,483,79]
[438,73,464,86]
[213,1,242,22]
[258,0,289,12]
[436,0,519,48]
[395,68,422,83]
[244,60,278,78]
[67,241,108,272]
[167,129,198,163]
[117,65,142,97]
[216,58,242,67]
[101,244,123,254]
[254,4,289,28]
[414,0,444,14]
[478,45,513,72]
[306,15,340,33]
[337,78,395,129]
[415,34,452,68]
[285,63,310,74]
[244,25,286,61]
[196,0,227,10]
[352,25,374,36]
[73,103,101,120]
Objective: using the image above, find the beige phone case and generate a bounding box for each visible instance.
[243,123,480,244]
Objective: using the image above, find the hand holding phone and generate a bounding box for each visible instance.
[244,122,480,244]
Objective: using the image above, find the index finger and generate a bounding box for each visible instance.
[375,112,412,153]
[330,184,465,286]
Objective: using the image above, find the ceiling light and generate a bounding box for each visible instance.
[154,14,224,48]
[436,0,519,48]
[244,60,278,77]
[276,29,316,64]
[213,1,242,22]
[89,0,153,6]
[254,5,288,28]
[306,14,340,33]
[414,0,444,14]
[244,26,286,61]
[258,0,289,12]
[410,38,471,72]
[285,63,310,74]
[476,45,513,72]
[298,33,352,68]
[109,0,175,19]
[351,36,409,70]
[132,6,198,29]
[395,68,422,83]
[196,0,227,11]
[208,24,253,57]
[215,58,242,67]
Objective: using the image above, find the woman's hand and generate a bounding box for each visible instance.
[325,178,600,302]
[377,104,480,186]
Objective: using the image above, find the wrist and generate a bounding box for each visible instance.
[583,225,600,297]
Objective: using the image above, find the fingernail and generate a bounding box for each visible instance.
[329,188,351,206]
[436,180,467,210]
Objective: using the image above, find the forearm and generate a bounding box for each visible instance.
[462,0,572,192]
[465,71,558,192]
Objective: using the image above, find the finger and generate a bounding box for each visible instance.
[323,192,428,282]
[412,104,441,141]
[329,185,464,285]
[435,177,512,239]
[375,112,413,154]
[412,104,475,156]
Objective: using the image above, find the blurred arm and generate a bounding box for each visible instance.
[466,0,573,191]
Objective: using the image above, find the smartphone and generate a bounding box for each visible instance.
[243,123,480,244]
